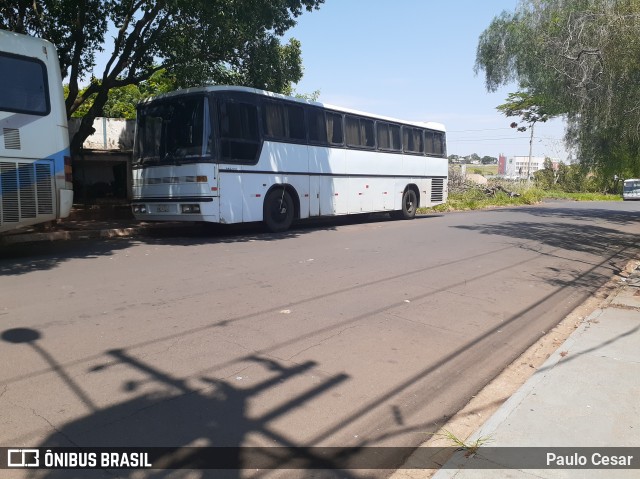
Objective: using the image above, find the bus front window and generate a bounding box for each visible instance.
[135,96,211,165]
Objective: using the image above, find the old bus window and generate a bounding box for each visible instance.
[326,112,343,145]
[263,101,306,141]
[308,108,327,144]
[346,116,375,149]
[377,122,401,152]
[426,130,446,157]
[219,100,260,164]
[425,131,435,155]
[377,123,390,150]
[0,53,49,115]
[403,127,425,154]
[288,105,305,139]
[434,132,446,157]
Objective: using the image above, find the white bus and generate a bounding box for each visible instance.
[132,86,447,232]
[0,30,73,233]
[623,179,640,200]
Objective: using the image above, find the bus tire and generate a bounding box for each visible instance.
[392,188,417,220]
[264,188,294,232]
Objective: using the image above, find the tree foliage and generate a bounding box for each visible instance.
[475,0,640,179]
[65,69,177,119]
[1,0,323,152]
[534,159,603,193]
[497,91,554,132]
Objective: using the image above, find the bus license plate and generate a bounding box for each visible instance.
[156,205,170,213]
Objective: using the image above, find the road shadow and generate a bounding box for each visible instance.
[453,218,640,291]
[1,327,366,478]
[512,204,640,226]
[0,213,442,275]
[0,239,136,277]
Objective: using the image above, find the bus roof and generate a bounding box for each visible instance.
[0,30,57,58]
[138,85,446,132]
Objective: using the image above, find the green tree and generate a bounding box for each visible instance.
[1,0,324,152]
[65,69,177,119]
[467,153,481,164]
[475,0,640,178]
[534,158,557,190]
[497,91,556,180]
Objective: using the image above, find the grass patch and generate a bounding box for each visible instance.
[433,429,493,455]
[469,165,498,176]
[539,190,622,201]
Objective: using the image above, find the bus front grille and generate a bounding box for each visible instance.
[431,178,444,202]
[1,161,54,226]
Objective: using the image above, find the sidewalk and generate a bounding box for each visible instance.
[0,210,201,246]
[423,264,640,478]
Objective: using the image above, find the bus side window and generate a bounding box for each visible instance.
[425,131,435,155]
[434,132,445,157]
[219,100,260,164]
[389,124,401,151]
[346,116,375,149]
[403,127,424,154]
[377,122,391,150]
[308,109,328,144]
[326,112,343,146]
[263,101,306,141]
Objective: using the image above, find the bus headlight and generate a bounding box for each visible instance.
[133,204,147,214]
[181,204,201,214]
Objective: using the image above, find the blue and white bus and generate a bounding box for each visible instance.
[132,86,447,232]
[0,30,73,233]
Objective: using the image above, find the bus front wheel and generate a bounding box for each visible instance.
[392,189,417,220]
[264,188,294,233]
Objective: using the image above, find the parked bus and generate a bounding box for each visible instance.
[0,30,73,233]
[623,178,640,200]
[132,86,447,232]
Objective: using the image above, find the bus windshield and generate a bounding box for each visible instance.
[134,96,211,165]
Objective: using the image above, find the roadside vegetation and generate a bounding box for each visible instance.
[419,163,622,214]
[475,0,640,183]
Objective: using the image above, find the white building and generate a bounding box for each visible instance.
[505,156,550,178]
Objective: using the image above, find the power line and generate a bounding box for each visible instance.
[448,127,513,133]
[452,136,564,142]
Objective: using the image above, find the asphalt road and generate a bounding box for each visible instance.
[1,200,639,478]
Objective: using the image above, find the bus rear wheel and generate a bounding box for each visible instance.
[392,188,418,220]
[264,188,294,233]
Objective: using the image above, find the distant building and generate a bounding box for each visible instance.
[504,156,554,178]
[498,154,507,175]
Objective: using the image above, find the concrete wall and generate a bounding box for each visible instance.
[68,118,135,151]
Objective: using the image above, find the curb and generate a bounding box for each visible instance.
[0,227,147,245]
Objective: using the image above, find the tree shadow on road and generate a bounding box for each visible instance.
[453,219,640,291]
[1,326,368,479]
[0,214,420,276]
[498,204,640,227]
[0,239,137,277]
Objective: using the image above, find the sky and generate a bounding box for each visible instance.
[283,0,570,161]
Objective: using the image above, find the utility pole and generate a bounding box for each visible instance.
[526,122,535,184]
